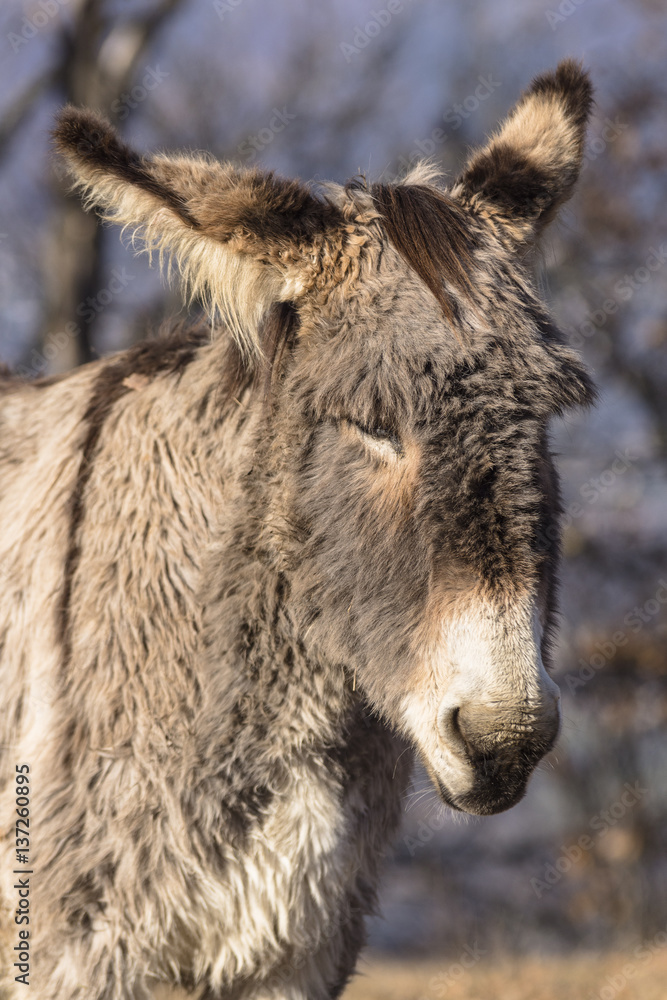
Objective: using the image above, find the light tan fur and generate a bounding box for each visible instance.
[0,61,593,998]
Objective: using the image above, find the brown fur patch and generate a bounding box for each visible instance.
[198,169,343,250]
[343,425,422,523]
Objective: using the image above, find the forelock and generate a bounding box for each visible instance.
[369,182,480,326]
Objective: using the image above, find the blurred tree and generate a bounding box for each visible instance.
[42,0,185,369]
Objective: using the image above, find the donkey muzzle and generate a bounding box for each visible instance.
[436,693,561,815]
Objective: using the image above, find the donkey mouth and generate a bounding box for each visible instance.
[453,774,531,816]
[433,764,533,816]
[433,777,464,813]
[429,708,560,816]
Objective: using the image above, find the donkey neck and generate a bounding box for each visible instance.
[172,337,387,789]
[196,551,356,762]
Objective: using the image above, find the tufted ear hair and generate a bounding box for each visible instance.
[450,60,593,243]
[53,106,343,358]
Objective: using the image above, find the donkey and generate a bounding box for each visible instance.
[0,60,594,998]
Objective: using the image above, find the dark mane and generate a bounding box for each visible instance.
[369,183,479,325]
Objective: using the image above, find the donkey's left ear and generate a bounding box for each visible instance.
[450,60,593,242]
[53,106,342,358]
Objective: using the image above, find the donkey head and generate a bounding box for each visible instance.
[54,60,595,816]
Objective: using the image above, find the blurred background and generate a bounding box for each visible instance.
[1,0,666,995]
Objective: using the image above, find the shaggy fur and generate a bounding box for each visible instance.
[0,61,594,998]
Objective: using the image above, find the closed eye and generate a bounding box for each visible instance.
[347,420,403,459]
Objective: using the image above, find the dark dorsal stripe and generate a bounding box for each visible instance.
[58,326,210,675]
[57,306,300,677]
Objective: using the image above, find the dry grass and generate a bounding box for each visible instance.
[344,951,667,1000]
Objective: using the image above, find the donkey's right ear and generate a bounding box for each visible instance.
[53,106,341,358]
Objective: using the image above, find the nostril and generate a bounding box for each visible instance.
[438,704,472,760]
[445,700,560,764]
[450,706,462,744]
